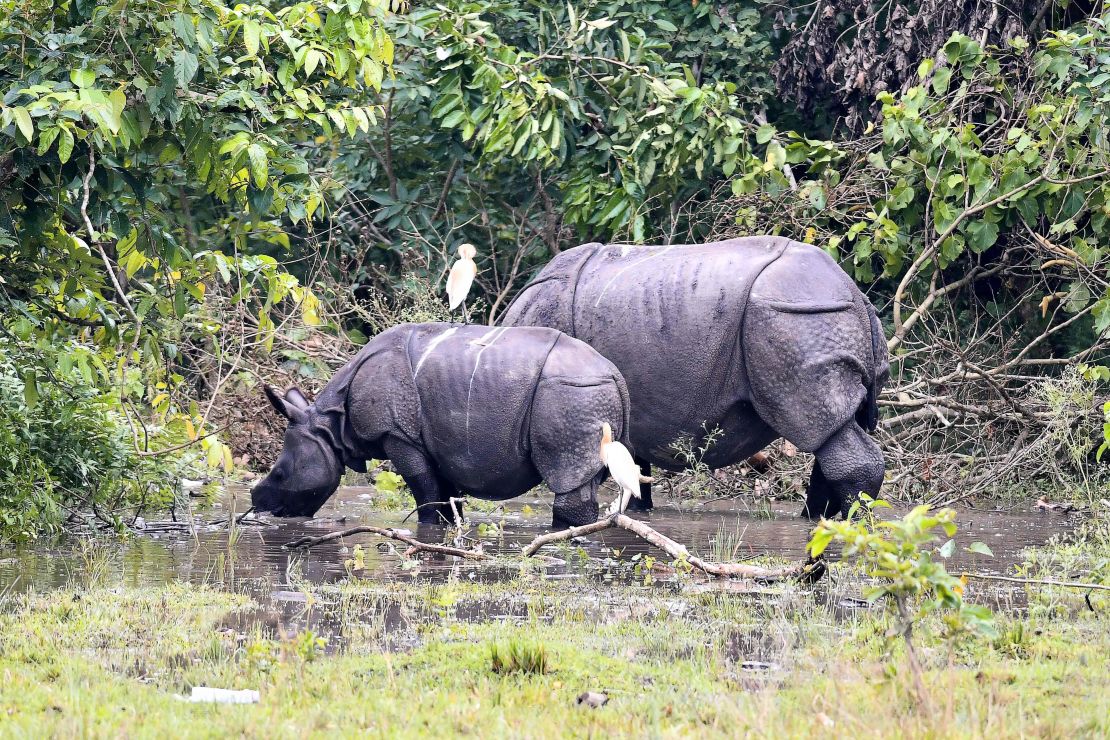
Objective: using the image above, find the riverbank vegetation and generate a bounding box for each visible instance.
[2,1,1110,537]
[0,508,1106,736]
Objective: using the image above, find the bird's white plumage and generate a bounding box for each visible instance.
[446,243,478,310]
[600,423,646,516]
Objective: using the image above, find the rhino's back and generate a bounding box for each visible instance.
[405,324,562,495]
[565,238,790,455]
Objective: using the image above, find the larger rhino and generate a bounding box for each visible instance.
[251,323,636,527]
[501,236,889,519]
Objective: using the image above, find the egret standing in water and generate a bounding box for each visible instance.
[600,422,652,516]
[446,243,478,322]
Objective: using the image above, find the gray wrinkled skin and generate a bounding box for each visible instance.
[252,324,631,527]
[501,236,890,519]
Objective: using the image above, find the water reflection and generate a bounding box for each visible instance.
[0,486,1082,635]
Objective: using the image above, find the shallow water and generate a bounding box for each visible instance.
[0,486,1083,639]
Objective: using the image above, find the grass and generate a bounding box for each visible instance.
[0,518,1108,737]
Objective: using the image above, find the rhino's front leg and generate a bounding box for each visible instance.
[624,457,654,511]
[382,436,454,525]
[551,479,600,529]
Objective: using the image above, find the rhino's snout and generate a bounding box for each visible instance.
[251,480,320,518]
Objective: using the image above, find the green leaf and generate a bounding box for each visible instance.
[70,69,96,88]
[173,49,199,87]
[966,220,999,253]
[966,542,994,557]
[808,529,834,558]
[247,143,268,188]
[756,124,775,145]
[57,127,74,163]
[21,370,38,408]
[244,19,261,56]
[172,12,196,47]
[36,125,59,155]
[12,107,32,141]
[765,140,785,169]
[938,538,955,559]
[304,49,322,77]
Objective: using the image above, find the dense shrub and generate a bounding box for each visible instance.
[0,343,183,542]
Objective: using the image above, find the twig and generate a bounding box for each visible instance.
[284,525,495,560]
[960,572,1110,592]
[82,149,141,357]
[400,500,460,524]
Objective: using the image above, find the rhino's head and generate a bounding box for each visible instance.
[252,385,344,518]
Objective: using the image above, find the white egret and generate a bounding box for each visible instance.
[446,243,478,321]
[600,422,652,516]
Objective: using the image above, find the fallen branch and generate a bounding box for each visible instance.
[283,525,495,561]
[520,519,615,556]
[523,514,824,583]
[960,572,1110,592]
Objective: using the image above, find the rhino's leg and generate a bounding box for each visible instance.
[382,436,453,525]
[802,422,884,519]
[552,475,601,529]
[625,457,653,511]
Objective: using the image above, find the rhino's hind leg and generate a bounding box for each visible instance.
[802,422,884,519]
[383,436,454,525]
[551,475,601,529]
[624,457,654,511]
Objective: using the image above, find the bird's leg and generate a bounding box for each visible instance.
[462,300,470,325]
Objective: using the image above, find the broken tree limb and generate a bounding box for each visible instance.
[520,519,615,556]
[284,525,495,561]
[522,514,823,582]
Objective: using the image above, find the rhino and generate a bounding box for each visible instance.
[501,236,889,519]
[251,323,640,527]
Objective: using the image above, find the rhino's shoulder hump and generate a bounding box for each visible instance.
[748,240,858,307]
[543,332,620,378]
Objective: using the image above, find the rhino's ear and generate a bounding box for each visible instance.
[264,384,307,423]
[285,386,310,410]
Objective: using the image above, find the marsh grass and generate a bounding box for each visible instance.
[489,639,549,675]
[0,517,1107,737]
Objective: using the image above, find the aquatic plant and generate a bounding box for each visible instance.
[809,496,997,705]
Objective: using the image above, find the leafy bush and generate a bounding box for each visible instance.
[809,497,996,704]
[0,342,185,542]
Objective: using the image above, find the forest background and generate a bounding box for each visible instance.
[2,0,1109,541]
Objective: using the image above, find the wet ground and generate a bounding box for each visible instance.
[0,486,1084,643]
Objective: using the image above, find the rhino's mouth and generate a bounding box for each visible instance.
[252,483,334,518]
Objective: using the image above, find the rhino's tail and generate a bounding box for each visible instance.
[858,300,889,433]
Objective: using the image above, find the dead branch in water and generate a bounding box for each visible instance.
[523,514,824,583]
[284,525,495,561]
[283,513,822,582]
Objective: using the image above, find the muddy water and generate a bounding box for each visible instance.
[0,486,1082,640]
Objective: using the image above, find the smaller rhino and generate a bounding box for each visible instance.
[252,323,644,527]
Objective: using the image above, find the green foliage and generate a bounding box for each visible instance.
[0,0,398,531]
[0,0,397,395]
[730,25,1110,320]
[0,340,185,542]
[327,1,778,311]
[809,497,997,642]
